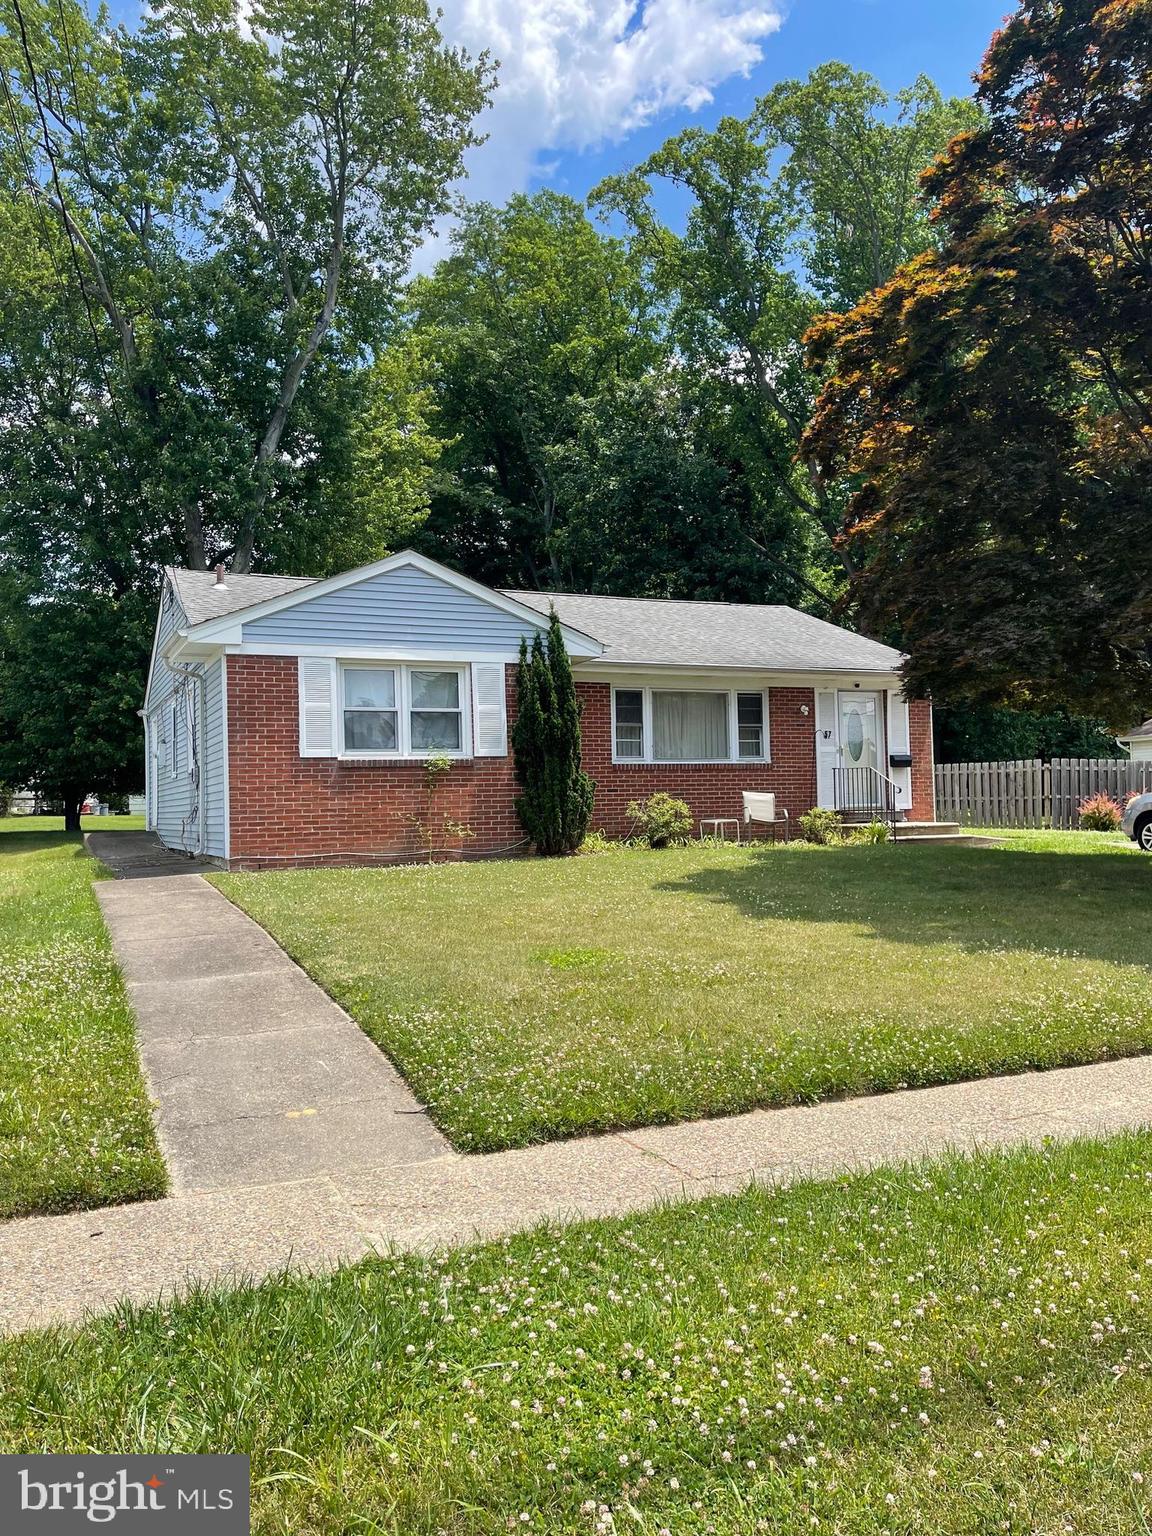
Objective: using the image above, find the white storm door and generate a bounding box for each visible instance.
[838,691,883,804]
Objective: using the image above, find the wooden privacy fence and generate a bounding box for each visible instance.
[934,758,1152,830]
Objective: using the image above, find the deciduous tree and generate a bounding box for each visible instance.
[805,0,1152,722]
[593,68,976,582]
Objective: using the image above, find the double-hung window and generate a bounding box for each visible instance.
[736,692,765,759]
[343,668,399,753]
[341,665,465,758]
[612,686,768,763]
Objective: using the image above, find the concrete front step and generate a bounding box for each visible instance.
[893,821,960,838]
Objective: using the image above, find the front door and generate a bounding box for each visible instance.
[837,691,883,807]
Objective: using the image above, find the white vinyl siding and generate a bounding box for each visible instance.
[201,658,228,858]
[612,686,770,765]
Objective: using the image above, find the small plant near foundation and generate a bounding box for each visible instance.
[797,807,843,844]
[847,819,891,845]
[405,753,474,862]
[579,828,616,854]
[626,792,693,848]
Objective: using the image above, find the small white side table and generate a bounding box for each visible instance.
[699,817,741,843]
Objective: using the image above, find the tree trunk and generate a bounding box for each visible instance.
[63,792,85,833]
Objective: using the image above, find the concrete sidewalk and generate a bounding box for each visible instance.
[1,832,1148,1332]
[4,1049,1152,1331]
[93,869,448,1192]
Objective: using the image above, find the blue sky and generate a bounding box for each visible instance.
[428,0,1011,230]
[110,0,1010,231]
[540,0,1008,207]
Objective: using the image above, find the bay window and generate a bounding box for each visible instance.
[612,685,769,764]
[340,664,466,758]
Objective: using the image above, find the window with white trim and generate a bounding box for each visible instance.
[168,701,179,778]
[613,689,644,758]
[612,686,769,764]
[736,692,765,759]
[340,664,466,757]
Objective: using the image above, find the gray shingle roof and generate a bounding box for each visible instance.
[1122,719,1152,738]
[168,568,318,626]
[164,560,904,674]
[506,590,905,673]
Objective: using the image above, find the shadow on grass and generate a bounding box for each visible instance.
[0,830,88,858]
[654,842,1152,971]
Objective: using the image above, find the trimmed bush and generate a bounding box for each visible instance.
[798,807,843,845]
[626,792,693,848]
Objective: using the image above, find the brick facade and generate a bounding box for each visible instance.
[226,656,523,868]
[579,682,817,838]
[225,656,935,865]
[908,697,936,821]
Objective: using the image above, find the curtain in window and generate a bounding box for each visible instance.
[652,692,729,760]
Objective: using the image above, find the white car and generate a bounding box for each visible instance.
[1121,791,1152,851]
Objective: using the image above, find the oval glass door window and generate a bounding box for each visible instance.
[845,707,865,762]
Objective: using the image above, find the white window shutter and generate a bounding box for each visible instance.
[471,662,507,756]
[815,688,838,809]
[299,658,337,756]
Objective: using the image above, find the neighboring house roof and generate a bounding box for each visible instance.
[1120,719,1152,740]
[506,589,905,673]
[167,567,318,626]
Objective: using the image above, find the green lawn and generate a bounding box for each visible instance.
[4,1133,1152,1533]
[0,825,166,1218]
[0,813,145,834]
[214,835,1152,1151]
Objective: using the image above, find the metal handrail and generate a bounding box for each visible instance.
[832,765,903,839]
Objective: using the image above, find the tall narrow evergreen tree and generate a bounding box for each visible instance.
[512,615,595,855]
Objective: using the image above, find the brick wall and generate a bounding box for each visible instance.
[579,682,816,837]
[226,656,522,868]
[908,697,936,820]
[225,658,936,865]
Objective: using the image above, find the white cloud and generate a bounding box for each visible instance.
[438,0,786,205]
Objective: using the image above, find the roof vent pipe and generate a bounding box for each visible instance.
[213,563,228,589]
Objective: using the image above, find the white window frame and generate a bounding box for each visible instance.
[611,685,770,765]
[338,662,471,760]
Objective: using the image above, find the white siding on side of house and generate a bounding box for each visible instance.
[146,580,229,857]
[201,656,228,858]
[148,584,195,848]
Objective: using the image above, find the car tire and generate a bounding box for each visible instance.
[1137,815,1152,852]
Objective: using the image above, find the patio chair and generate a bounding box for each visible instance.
[742,791,790,842]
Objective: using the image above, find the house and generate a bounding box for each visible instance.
[1118,721,1152,761]
[142,550,935,867]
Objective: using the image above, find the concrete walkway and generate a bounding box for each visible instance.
[0,835,1149,1331]
[87,856,448,1192]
